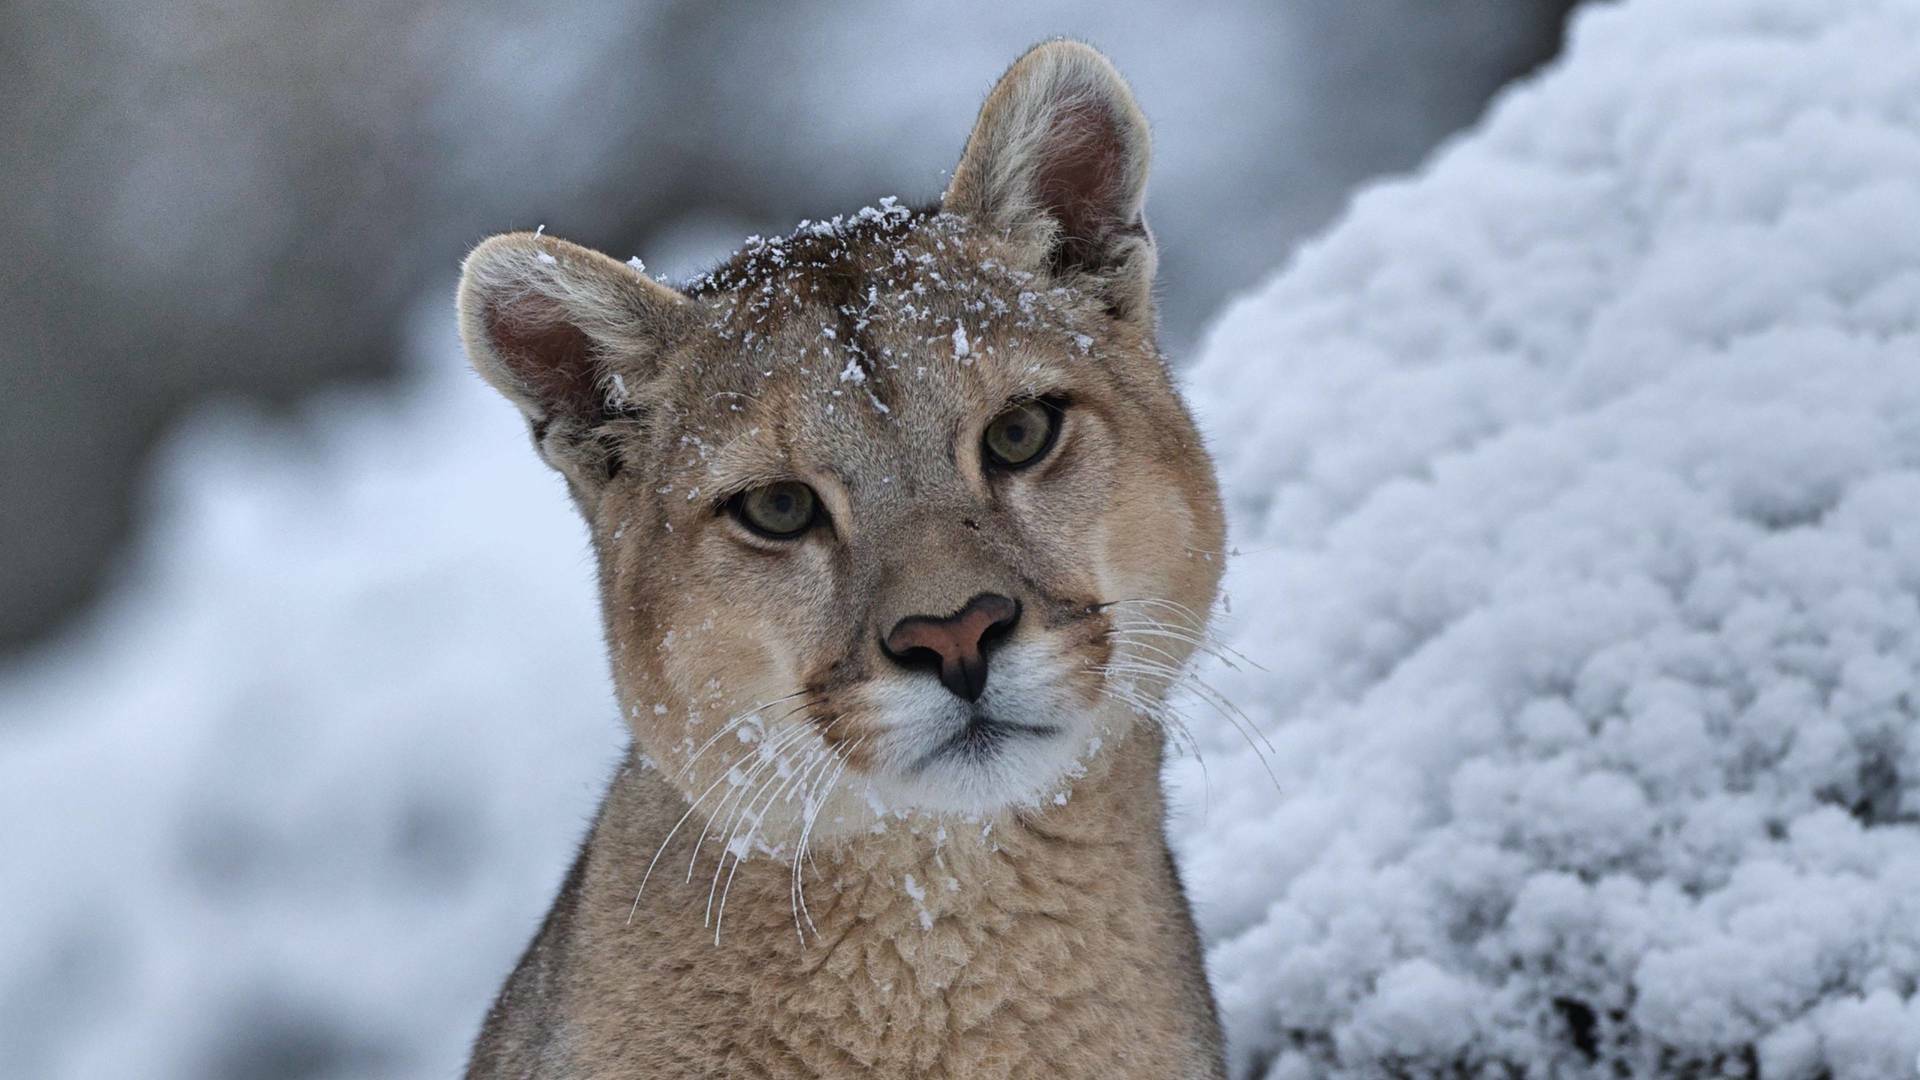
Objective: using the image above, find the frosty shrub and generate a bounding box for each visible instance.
[1173,0,1920,1076]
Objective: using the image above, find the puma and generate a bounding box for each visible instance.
[458,39,1229,1078]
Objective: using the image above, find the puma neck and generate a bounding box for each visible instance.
[527,723,1223,1079]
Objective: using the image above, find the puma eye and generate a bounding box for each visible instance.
[982,398,1062,470]
[733,481,818,539]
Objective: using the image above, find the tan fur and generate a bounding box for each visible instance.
[458,40,1229,1078]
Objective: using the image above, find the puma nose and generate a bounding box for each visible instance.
[881,593,1021,702]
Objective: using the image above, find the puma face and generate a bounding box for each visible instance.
[457,42,1224,838]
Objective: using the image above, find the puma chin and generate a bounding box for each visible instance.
[849,630,1107,817]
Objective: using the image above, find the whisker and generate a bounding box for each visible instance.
[677,691,817,782]
[1096,650,1276,757]
[792,737,862,943]
[784,720,857,936]
[1092,655,1283,796]
[628,726,801,924]
[785,744,844,941]
[1090,673,1212,817]
[1110,623,1235,667]
[715,714,854,942]
[1090,666,1204,756]
[703,756,790,928]
[1109,620,1264,674]
[1100,596,1266,671]
[688,720,817,886]
[714,741,824,941]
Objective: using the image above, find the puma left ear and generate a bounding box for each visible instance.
[944,40,1155,321]
[456,231,690,483]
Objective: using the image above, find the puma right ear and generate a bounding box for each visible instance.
[456,231,689,443]
[944,40,1156,321]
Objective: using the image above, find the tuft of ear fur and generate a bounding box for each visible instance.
[456,231,688,435]
[944,40,1156,321]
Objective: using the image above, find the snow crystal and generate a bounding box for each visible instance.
[950,324,969,359]
[1175,1,1920,1076]
[901,872,933,930]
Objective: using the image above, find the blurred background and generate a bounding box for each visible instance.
[1,2,1579,1077]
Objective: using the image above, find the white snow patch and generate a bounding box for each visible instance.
[0,304,620,1079]
[901,873,932,930]
[1174,1,1920,1076]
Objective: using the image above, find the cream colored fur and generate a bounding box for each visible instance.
[457,40,1229,1078]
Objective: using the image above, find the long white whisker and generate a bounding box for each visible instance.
[677,692,815,782]
[1103,597,1266,671]
[715,724,842,941]
[629,727,799,925]
[702,743,795,927]
[795,739,862,941]
[1110,622,1260,674]
[788,737,849,941]
[1093,653,1281,795]
[782,753,838,939]
[1096,651,1275,757]
[1091,674,1212,818]
[688,720,817,885]
[792,736,861,943]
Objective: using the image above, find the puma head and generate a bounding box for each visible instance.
[456,40,1224,834]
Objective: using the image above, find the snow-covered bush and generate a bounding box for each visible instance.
[1174,0,1920,1076]
[0,318,623,1077]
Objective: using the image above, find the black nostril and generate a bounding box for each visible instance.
[979,597,1020,652]
[880,593,1021,702]
[884,642,945,674]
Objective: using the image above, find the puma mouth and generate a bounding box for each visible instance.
[913,713,1062,772]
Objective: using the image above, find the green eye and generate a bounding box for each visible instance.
[983,398,1061,469]
[736,481,818,539]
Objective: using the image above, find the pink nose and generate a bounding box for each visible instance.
[881,593,1021,701]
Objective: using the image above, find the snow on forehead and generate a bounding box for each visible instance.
[680,198,1101,398]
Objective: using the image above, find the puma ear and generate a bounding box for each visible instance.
[456,231,689,437]
[943,40,1156,320]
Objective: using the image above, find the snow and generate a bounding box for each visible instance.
[0,312,621,1078]
[901,873,932,931]
[3,0,1918,1076]
[1173,0,1920,1076]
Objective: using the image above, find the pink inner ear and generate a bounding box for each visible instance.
[1032,99,1132,266]
[481,294,603,422]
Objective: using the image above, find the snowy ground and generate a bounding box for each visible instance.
[4,0,1919,1077]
